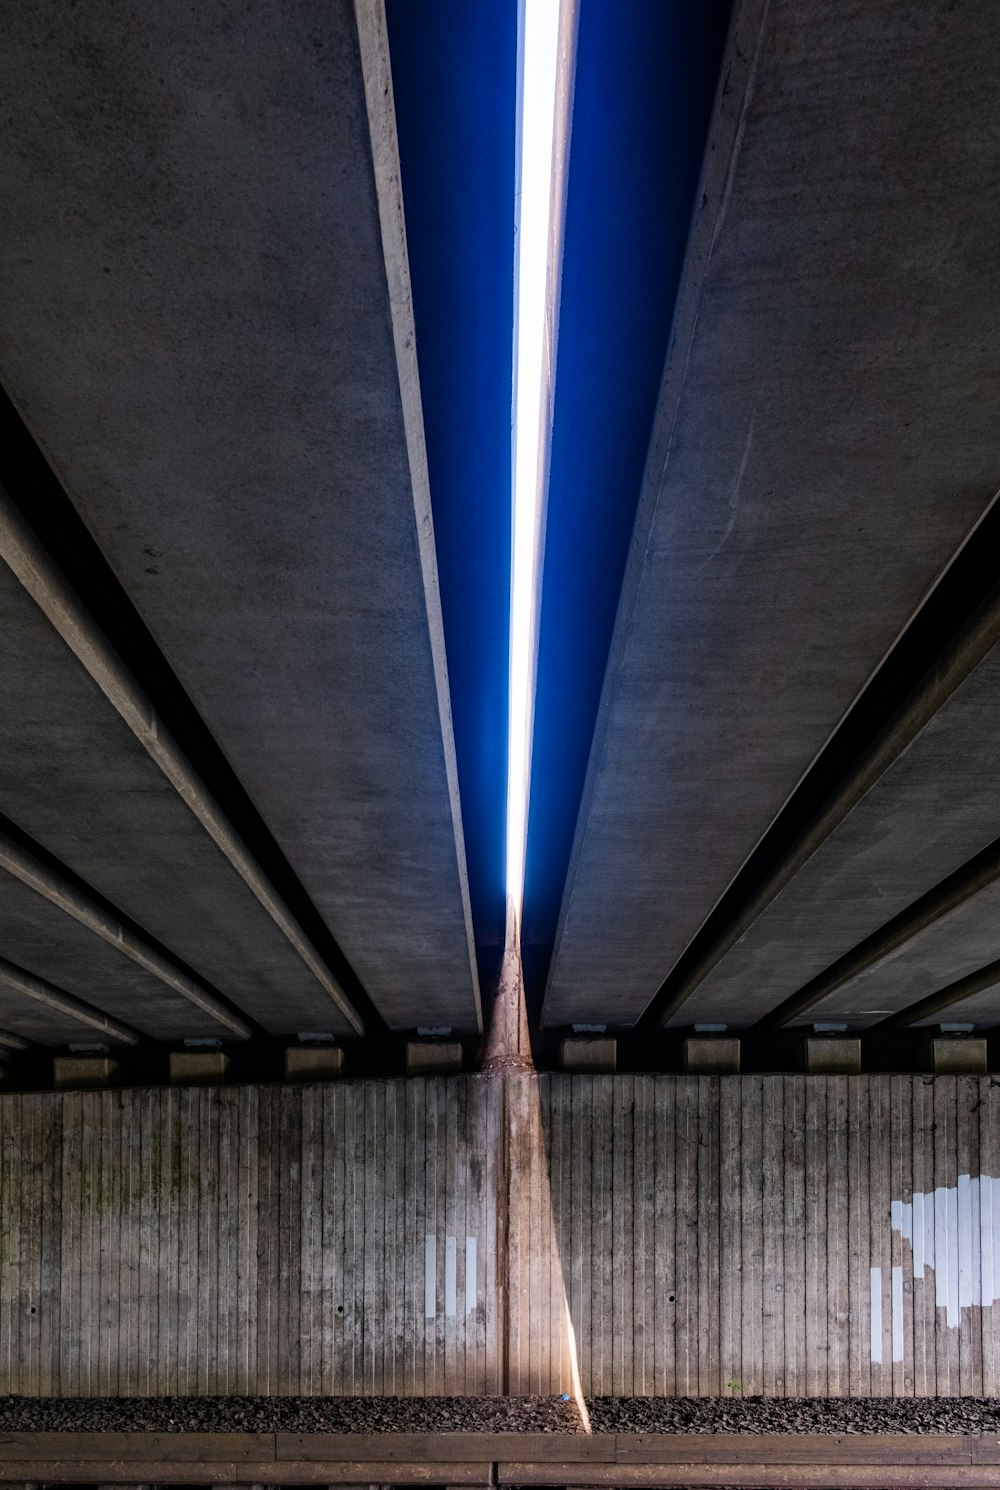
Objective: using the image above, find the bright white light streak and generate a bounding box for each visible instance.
[507,0,564,915]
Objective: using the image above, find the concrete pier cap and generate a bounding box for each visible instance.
[169,1039,229,1085]
[684,1030,741,1074]
[929,1030,988,1074]
[285,1036,346,1080]
[53,1053,118,1089]
[405,1039,463,1075]
[560,1035,617,1072]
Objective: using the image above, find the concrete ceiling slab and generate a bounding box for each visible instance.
[543,0,1000,1027]
[910,982,1000,1028]
[0,870,225,1043]
[0,560,355,1036]
[677,642,1000,1027]
[0,0,479,1032]
[0,984,110,1049]
[799,871,1000,1028]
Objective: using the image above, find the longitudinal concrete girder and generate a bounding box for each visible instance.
[0,867,232,1043]
[0,1,480,1032]
[680,623,1000,1029]
[543,0,1000,1028]
[0,547,347,1040]
[780,851,1000,1031]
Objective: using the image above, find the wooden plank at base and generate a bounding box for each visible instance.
[614,1434,975,1464]
[0,1463,490,1486]
[0,1434,275,1461]
[277,1432,612,1463]
[499,1464,1000,1488]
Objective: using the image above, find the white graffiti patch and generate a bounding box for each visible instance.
[870,1175,1000,1364]
[888,1174,1000,1330]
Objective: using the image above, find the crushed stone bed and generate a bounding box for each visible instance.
[587,1397,1000,1434]
[0,1394,581,1433]
[1,1395,1000,1434]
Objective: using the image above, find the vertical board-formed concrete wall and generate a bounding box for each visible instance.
[509,1074,1000,1397]
[0,1081,500,1396]
[0,1074,998,1396]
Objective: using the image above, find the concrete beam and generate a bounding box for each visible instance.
[0,539,358,1042]
[762,834,1000,1028]
[0,866,233,1045]
[0,0,480,1034]
[544,0,1000,1028]
[682,592,1000,1030]
[0,823,250,1039]
[0,954,139,1046]
[677,581,1000,1027]
[873,955,1000,1033]
[0,484,363,1036]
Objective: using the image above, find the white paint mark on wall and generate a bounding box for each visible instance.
[870,1266,883,1364]
[445,1235,457,1317]
[466,1235,477,1313]
[424,1234,436,1319]
[425,1234,478,1326]
[912,1190,924,1277]
[889,1175,1000,1333]
[891,1265,904,1363]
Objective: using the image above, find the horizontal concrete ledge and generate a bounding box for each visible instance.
[500,1469,1000,1488]
[2,1431,1000,1486]
[0,1463,488,1485]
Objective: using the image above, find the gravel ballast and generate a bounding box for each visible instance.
[0,1394,581,1434]
[586,1396,1000,1434]
[2,1395,1000,1434]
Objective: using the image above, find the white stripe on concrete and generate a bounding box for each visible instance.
[424,1233,436,1319]
[912,1190,925,1278]
[891,1265,904,1364]
[466,1235,477,1314]
[870,1266,883,1365]
[445,1234,457,1317]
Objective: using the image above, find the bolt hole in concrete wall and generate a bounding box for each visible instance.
[0,1075,997,1396]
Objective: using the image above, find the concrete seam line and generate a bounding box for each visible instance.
[0,823,250,1039]
[0,953,140,1045]
[0,481,363,1036]
[354,0,483,1032]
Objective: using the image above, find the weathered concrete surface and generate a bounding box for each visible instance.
[0,562,355,1038]
[803,864,1000,1029]
[0,1,479,1030]
[0,1075,997,1398]
[543,0,1000,1026]
[0,870,226,1043]
[912,981,1000,1027]
[680,642,1000,1027]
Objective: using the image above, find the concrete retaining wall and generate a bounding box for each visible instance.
[1,1074,998,1396]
